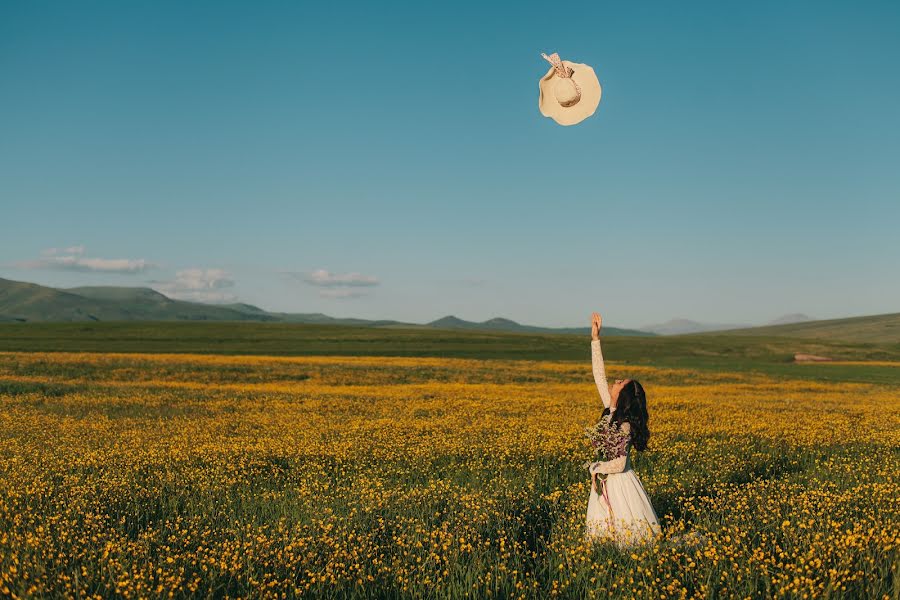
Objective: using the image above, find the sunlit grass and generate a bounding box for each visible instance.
[0,351,897,598]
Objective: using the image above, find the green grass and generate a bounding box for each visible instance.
[2,322,899,385]
[713,311,900,343]
[0,351,896,598]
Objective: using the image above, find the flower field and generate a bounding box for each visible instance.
[0,350,897,598]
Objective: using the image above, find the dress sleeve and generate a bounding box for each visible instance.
[591,340,613,409]
[589,455,627,475]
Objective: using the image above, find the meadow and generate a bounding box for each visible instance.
[0,331,898,598]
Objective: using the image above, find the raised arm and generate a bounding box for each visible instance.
[590,312,612,409]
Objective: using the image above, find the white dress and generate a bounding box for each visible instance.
[585,339,661,546]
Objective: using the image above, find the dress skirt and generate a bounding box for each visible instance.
[585,468,661,546]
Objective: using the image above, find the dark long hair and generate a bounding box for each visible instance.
[603,380,650,451]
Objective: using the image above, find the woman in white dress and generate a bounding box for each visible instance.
[585,312,661,546]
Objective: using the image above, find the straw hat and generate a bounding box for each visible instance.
[538,52,602,126]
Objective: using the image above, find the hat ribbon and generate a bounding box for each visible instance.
[541,52,574,78]
[541,52,581,107]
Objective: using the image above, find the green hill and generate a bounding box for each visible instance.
[5,276,895,343]
[0,279,133,322]
[66,286,171,303]
[0,277,649,334]
[711,312,900,344]
[221,302,271,315]
[426,315,650,337]
[0,279,270,322]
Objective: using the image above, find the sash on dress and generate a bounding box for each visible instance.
[599,478,615,527]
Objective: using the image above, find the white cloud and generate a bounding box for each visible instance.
[317,288,369,299]
[20,246,154,273]
[151,268,237,303]
[41,245,86,257]
[286,268,379,299]
[304,269,379,287]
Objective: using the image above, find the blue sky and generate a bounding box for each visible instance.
[1,0,898,328]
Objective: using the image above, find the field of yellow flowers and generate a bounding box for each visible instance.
[0,350,897,598]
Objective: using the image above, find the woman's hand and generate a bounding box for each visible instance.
[591,471,598,491]
[590,312,602,340]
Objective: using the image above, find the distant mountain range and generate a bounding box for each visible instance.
[640,318,750,336]
[766,313,814,326]
[706,312,900,344]
[0,277,651,336]
[641,314,813,336]
[422,315,647,336]
[4,276,885,340]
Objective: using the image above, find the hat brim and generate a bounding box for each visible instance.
[538,61,602,126]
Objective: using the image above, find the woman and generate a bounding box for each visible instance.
[585,312,661,546]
